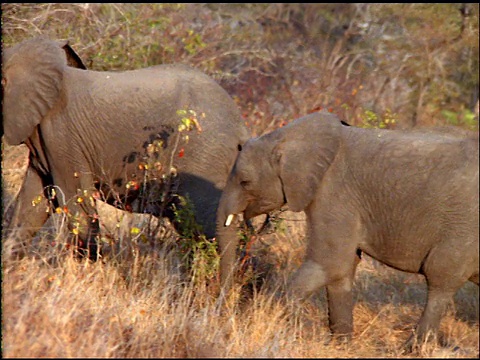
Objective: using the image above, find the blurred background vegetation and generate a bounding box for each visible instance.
[2,3,479,136]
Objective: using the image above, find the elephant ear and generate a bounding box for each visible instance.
[2,37,68,145]
[58,40,87,70]
[276,112,342,212]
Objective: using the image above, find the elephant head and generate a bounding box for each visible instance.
[2,37,86,145]
[216,111,343,290]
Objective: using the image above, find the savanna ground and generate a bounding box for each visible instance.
[2,4,479,358]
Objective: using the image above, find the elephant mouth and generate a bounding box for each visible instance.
[223,202,273,227]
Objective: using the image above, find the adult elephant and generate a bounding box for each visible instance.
[216,111,479,350]
[2,36,250,259]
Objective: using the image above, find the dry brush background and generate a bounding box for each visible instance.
[2,4,479,358]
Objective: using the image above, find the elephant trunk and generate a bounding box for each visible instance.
[216,187,246,293]
[216,219,239,292]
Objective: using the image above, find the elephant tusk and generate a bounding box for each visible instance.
[225,214,235,227]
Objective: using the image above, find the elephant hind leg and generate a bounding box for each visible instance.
[404,287,456,352]
[405,246,469,351]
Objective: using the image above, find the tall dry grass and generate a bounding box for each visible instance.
[2,208,478,358]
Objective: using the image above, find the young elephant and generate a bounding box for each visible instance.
[216,111,479,349]
[2,36,250,258]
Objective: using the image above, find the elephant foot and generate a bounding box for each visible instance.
[322,331,352,349]
[75,236,102,261]
[401,334,418,354]
[323,332,352,349]
[401,330,440,355]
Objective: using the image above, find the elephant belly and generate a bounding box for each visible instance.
[359,239,428,274]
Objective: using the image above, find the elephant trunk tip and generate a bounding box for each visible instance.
[225,214,235,226]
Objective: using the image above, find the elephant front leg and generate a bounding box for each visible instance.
[326,277,355,339]
[326,251,360,339]
[80,209,101,261]
[64,187,102,261]
[5,167,51,258]
[287,259,332,298]
[287,260,355,338]
[287,250,361,339]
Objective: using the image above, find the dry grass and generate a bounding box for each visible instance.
[2,224,478,358]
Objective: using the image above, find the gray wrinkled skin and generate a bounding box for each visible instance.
[216,110,479,350]
[2,36,250,258]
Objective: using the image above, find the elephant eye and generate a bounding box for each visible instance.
[240,180,250,188]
